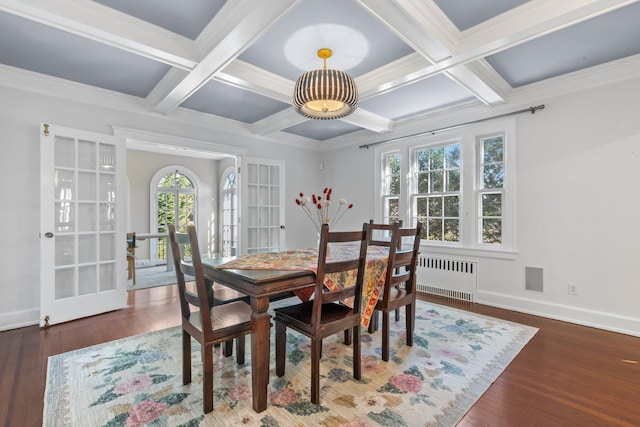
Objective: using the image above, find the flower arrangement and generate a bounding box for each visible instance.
[295,187,353,233]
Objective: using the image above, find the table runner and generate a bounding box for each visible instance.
[217,246,388,327]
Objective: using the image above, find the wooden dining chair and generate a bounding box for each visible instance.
[168,224,252,414]
[367,221,422,361]
[273,222,370,405]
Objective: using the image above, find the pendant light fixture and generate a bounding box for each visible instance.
[292,48,358,120]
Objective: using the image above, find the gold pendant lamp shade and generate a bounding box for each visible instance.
[293,48,358,120]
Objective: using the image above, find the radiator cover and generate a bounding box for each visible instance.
[415,256,477,302]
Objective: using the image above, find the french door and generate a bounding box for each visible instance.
[242,158,285,254]
[40,124,126,327]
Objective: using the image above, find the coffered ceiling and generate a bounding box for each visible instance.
[1,0,639,148]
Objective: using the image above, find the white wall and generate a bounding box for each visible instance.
[0,85,319,330]
[324,76,640,336]
[2,73,638,336]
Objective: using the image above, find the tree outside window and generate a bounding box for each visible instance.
[382,152,401,224]
[478,136,504,244]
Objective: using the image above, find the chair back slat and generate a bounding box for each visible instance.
[368,219,402,247]
[169,224,213,337]
[383,223,422,299]
[168,225,190,320]
[311,223,370,330]
[185,225,215,338]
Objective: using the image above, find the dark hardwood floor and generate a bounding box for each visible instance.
[1,286,638,427]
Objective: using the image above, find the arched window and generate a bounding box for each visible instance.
[151,168,197,265]
[221,168,237,257]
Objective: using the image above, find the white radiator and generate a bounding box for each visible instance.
[415,256,477,302]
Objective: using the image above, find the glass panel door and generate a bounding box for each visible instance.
[243,158,285,254]
[40,124,126,326]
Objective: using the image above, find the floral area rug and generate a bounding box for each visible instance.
[44,300,537,427]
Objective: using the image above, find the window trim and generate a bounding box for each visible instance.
[375,117,517,258]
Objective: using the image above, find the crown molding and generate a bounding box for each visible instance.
[0,63,150,111]
[508,53,640,104]
[113,126,247,158]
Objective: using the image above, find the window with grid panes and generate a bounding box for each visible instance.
[375,118,515,254]
[413,143,461,242]
[478,135,504,244]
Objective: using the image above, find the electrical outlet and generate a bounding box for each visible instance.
[568,283,578,296]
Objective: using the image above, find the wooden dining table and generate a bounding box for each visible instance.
[200,246,388,413]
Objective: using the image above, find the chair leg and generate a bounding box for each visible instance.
[343,328,352,345]
[395,308,400,321]
[182,331,192,384]
[202,344,214,414]
[382,310,390,362]
[310,338,322,405]
[353,325,361,380]
[275,321,286,377]
[368,310,379,333]
[223,339,233,357]
[406,302,415,347]
[236,335,245,365]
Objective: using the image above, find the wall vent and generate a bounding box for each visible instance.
[416,256,477,302]
[525,266,544,292]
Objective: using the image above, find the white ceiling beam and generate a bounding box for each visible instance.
[251,108,305,135]
[215,60,294,103]
[355,0,505,105]
[0,0,198,69]
[149,0,300,114]
[355,0,452,63]
[356,53,432,98]
[340,109,394,133]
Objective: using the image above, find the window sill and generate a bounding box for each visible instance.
[419,244,518,261]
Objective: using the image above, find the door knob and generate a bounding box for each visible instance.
[44,232,54,238]
[280,225,286,229]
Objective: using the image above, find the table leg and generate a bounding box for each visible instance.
[250,296,271,412]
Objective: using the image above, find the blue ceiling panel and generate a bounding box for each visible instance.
[283,119,360,141]
[0,11,169,98]
[94,0,226,40]
[434,0,530,31]
[181,80,289,123]
[360,74,475,120]
[486,2,640,87]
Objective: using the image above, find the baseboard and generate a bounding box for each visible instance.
[475,290,640,338]
[0,307,39,332]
